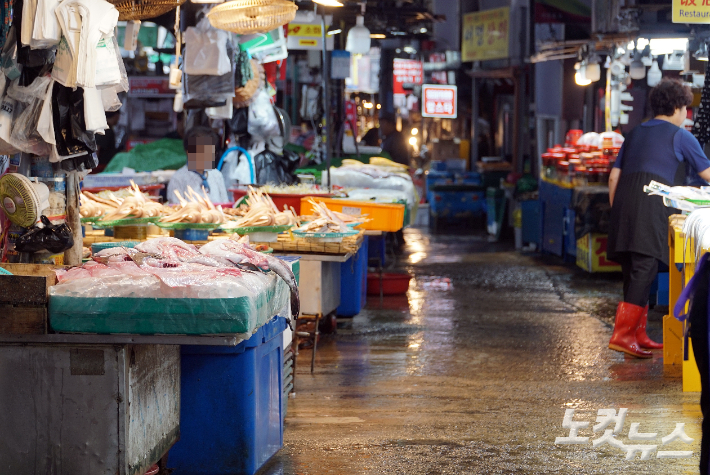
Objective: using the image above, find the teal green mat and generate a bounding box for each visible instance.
[49,279,288,335]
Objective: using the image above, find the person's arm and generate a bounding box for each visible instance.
[609,167,621,206]
[678,129,710,183]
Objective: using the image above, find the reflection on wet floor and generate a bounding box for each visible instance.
[263,228,702,475]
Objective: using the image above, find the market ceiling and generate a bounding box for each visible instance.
[149,0,442,40]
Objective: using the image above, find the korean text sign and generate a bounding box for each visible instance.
[393,59,423,95]
[672,0,710,23]
[462,7,510,62]
[422,85,457,119]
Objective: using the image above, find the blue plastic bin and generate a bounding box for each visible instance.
[169,316,288,475]
[338,236,369,316]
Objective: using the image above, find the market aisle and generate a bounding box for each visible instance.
[265,228,701,475]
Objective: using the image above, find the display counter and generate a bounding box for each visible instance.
[666,215,701,392]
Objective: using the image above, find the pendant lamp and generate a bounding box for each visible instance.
[208,0,298,35]
[346,15,370,55]
[107,0,186,21]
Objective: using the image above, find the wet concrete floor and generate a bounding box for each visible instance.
[264,228,702,474]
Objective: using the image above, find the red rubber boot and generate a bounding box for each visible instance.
[636,305,663,350]
[609,302,652,358]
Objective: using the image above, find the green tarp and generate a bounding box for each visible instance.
[103,138,187,173]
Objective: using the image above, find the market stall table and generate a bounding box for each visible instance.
[666,214,702,392]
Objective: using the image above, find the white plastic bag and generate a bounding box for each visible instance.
[84,87,108,134]
[247,90,280,140]
[183,17,231,76]
[31,0,62,48]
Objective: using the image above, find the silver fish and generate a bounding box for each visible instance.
[260,253,300,321]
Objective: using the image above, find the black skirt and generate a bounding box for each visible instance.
[608,171,677,266]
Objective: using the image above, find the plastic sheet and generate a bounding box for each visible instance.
[49,249,290,335]
[326,166,417,208]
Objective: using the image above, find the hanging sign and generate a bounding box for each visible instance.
[286,22,334,50]
[462,7,510,62]
[672,0,710,23]
[393,58,423,94]
[422,85,457,119]
[331,50,351,79]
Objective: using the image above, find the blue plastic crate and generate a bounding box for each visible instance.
[174,228,211,241]
[169,316,288,475]
[338,236,369,316]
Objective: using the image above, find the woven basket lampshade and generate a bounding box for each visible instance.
[207,0,298,35]
[107,0,187,21]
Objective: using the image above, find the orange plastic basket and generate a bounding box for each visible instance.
[300,197,405,232]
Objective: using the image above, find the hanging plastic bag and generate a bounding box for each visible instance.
[1,29,21,81]
[83,87,107,134]
[183,36,235,110]
[183,16,231,76]
[52,82,97,158]
[247,90,280,140]
[31,0,62,49]
[100,86,122,112]
[16,215,74,254]
[94,36,122,88]
[7,75,52,155]
[0,95,19,155]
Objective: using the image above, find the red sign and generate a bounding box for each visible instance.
[393,59,423,95]
[421,85,457,118]
[128,77,173,96]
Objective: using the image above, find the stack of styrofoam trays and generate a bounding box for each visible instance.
[683,209,710,261]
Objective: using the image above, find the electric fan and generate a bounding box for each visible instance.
[0,174,50,228]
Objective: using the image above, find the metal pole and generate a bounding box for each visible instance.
[320,11,331,190]
[64,170,82,266]
[471,77,479,166]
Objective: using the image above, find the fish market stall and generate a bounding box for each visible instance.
[0,235,300,473]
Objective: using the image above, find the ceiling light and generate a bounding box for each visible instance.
[346,15,371,54]
[419,27,427,33]
[327,29,342,36]
[649,38,688,56]
[370,33,386,39]
[411,128,418,135]
[403,46,417,54]
[575,71,591,86]
[363,101,373,109]
[376,104,381,109]
[313,0,343,6]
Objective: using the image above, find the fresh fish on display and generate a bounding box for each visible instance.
[199,239,300,319]
[135,237,200,261]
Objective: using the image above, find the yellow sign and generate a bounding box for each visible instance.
[298,39,318,47]
[462,7,510,62]
[672,0,710,23]
[287,24,323,37]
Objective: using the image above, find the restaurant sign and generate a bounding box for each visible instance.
[672,0,710,23]
[422,85,457,119]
